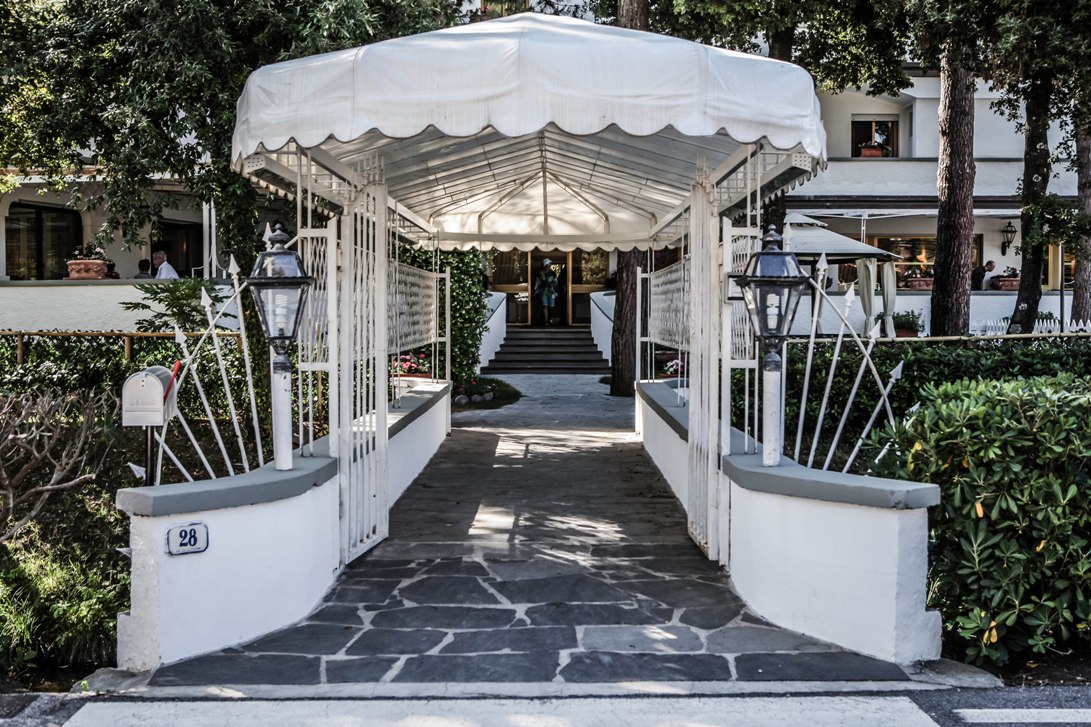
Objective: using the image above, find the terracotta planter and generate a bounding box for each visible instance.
[895,328,919,338]
[66,259,108,280]
[990,276,1020,291]
[859,147,883,158]
[903,277,933,291]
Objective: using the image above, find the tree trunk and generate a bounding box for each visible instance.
[616,0,646,32]
[610,251,640,396]
[930,51,976,336]
[757,27,795,235]
[1011,79,1053,333]
[609,0,647,397]
[1074,128,1091,323]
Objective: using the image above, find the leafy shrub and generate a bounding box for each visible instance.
[119,279,232,332]
[0,332,260,682]
[777,335,1091,471]
[866,374,1091,665]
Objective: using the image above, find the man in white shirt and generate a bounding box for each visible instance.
[152,251,179,279]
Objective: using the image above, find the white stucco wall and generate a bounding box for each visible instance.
[0,281,238,331]
[637,396,688,505]
[117,384,451,673]
[820,81,1063,160]
[590,291,614,362]
[817,92,909,159]
[728,479,941,664]
[389,385,451,504]
[117,475,340,672]
[790,159,1077,200]
[790,289,1078,337]
[477,292,507,371]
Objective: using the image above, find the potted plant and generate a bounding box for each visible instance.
[990,266,1020,291]
[878,310,923,338]
[66,245,112,280]
[858,141,884,158]
[902,266,934,290]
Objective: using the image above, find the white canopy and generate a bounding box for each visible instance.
[233,14,827,248]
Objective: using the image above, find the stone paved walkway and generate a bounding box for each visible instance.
[149,375,910,687]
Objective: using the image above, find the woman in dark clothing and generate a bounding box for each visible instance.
[533,258,560,326]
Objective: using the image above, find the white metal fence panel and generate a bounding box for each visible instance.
[338,176,390,565]
[388,262,440,353]
[297,224,337,456]
[647,261,689,351]
[972,318,1091,335]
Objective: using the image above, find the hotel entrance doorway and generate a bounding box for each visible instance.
[490,248,609,327]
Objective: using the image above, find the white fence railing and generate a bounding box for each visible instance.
[972,318,1091,335]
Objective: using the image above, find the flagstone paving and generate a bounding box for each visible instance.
[149,375,910,687]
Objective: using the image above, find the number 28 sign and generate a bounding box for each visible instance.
[167,522,209,556]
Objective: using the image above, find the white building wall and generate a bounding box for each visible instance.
[822,79,1066,161]
[0,282,238,331]
[819,93,908,159]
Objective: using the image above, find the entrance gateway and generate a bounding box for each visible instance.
[231,12,825,565]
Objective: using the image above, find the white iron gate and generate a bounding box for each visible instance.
[336,174,390,564]
[639,166,721,557]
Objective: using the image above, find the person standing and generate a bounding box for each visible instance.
[971,260,995,291]
[152,250,179,279]
[533,258,560,326]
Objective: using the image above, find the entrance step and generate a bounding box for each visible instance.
[482,327,609,375]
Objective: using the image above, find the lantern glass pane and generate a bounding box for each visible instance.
[253,249,305,279]
[258,287,303,341]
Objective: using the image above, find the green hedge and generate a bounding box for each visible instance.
[777,336,1091,471]
[867,374,1091,665]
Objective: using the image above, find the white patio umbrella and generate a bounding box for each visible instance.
[784,213,895,334]
[881,261,898,336]
[857,258,876,334]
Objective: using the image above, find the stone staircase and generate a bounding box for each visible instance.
[481,327,610,375]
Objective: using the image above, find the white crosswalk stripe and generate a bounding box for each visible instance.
[956,708,1091,723]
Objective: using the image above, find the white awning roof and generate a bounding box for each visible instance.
[233,14,827,248]
[784,221,899,262]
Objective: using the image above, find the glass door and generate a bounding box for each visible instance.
[570,249,609,325]
[489,249,531,325]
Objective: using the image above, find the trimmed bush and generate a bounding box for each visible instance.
[867,374,1091,665]
[778,335,1091,472]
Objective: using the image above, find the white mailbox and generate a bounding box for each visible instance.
[122,366,177,427]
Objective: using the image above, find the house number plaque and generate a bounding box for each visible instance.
[166,522,209,556]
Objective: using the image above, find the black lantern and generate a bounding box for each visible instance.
[1000,221,1017,256]
[248,225,312,364]
[737,226,810,351]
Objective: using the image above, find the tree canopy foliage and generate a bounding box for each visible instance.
[0,0,461,259]
[591,0,911,97]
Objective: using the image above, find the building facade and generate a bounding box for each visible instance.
[788,72,1077,297]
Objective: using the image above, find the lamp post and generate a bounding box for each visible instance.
[1000,221,1017,257]
[248,225,312,471]
[736,226,809,466]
